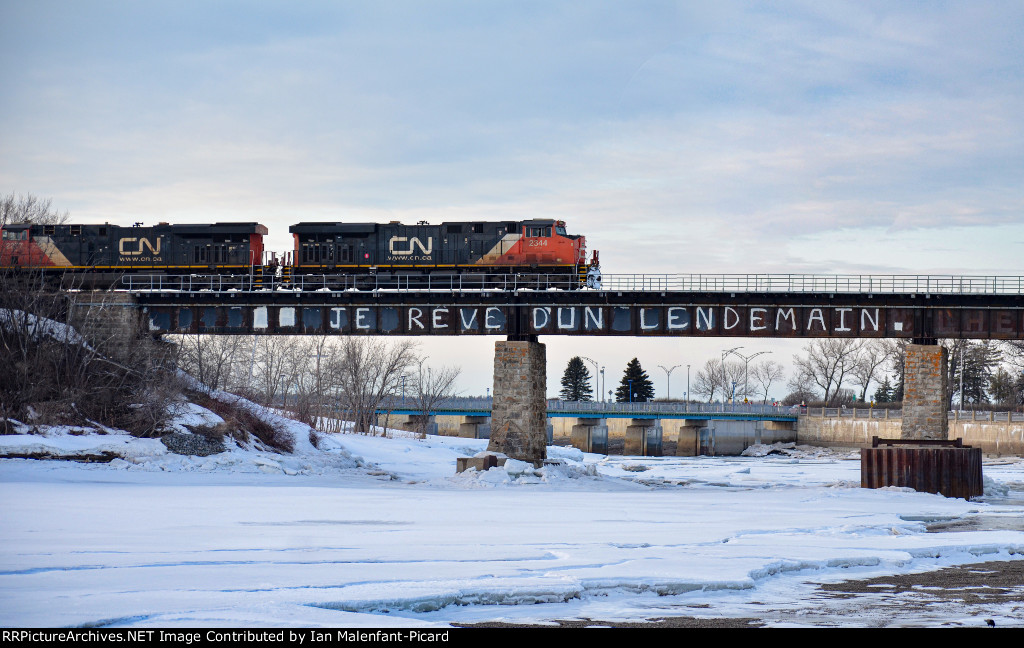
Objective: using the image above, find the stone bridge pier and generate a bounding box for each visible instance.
[66,292,146,361]
[901,343,949,440]
[65,293,183,379]
[485,338,548,465]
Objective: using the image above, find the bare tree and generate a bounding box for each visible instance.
[792,339,863,405]
[723,360,747,400]
[783,371,820,405]
[1005,341,1024,370]
[174,334,248,392]
[0,268,176,435]
[0,193,70,228]
[251,335,300,406]
[693,358,724,402]
[751,360,785,403]
[692,358,749,402]
[407,358,461,436]
[849,340,888,402]
[334,337,417,434]
[878,339,908,401]
[288,335,341,427]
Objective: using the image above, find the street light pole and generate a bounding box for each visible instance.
[686,364,690,406]
[580,356,601,402]
[658,364,681,401]
[724,348,771,402]
[721,346,743,402]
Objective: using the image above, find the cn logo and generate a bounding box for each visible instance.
[118,237,162,256]
[388,236,433,256]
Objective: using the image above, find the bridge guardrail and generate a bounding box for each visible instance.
[121,273,1024,295]
[805,407,1024,421]
[380,400,1023,421]
[380,397,798,418]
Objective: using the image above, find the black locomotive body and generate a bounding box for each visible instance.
[289,219,589,277]
[0,221,268,286]
[2,217,599,289]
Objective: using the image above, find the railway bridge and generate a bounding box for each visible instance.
[67,272,1024,481]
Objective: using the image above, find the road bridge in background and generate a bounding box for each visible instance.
[380,397,802,421]
[379,399,799,421]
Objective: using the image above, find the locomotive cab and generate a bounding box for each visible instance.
[517,219,590,282]
[285,218,599,289]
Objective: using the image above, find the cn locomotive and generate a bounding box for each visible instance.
[0,218,600,288]
[0,221,269,288]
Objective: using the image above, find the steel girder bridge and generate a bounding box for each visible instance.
[122,272,1024,341]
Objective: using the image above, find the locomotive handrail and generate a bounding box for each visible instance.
[120,273,1024,294]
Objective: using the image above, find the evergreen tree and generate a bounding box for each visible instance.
[954,342,1000,405]
[891,373,904,403]
[615,358,655,402]
[873,376,893,403]
[559,356,593,401]
[988,367,1024,407]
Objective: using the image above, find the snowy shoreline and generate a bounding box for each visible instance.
[2,410,1023,628]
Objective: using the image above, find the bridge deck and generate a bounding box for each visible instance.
[380,401,800,421]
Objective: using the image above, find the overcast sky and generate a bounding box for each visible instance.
[2,1,1022,397]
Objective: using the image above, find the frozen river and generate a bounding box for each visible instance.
[2,423,1023,628]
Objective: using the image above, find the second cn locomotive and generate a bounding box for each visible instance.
[289,218,600,287]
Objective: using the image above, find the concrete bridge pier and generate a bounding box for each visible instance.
[675,421,705,456]
[485,338,548,465]
[570,418,607,454]
[624,419,662,456]
[459,416,490,439]
[389,414,435,436]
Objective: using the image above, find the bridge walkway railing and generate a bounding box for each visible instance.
[379,398,799,419]
[805,407,1024,422]
[120,273,1024,295]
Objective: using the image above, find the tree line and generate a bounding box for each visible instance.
[782,339,1024,408]
[174,334,460,436]
[559,339,1024,408]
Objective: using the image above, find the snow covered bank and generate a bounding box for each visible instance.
[2,419,1024,628]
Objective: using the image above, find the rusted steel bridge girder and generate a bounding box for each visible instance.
[136,290,1024,339]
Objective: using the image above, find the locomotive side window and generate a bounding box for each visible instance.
[301,243,316,264]
[527,226,551,238]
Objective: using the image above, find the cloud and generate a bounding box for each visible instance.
[1,1,1021,276]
